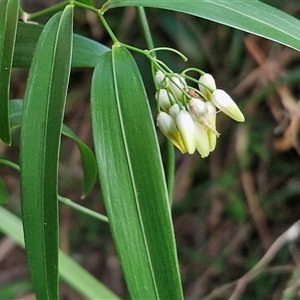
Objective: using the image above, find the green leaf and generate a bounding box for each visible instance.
[13,22,109,68]
[0,206,120,300]
[76,0,94,6]
[91,45,183,299]
[0,177,8,204]
[8,99,97,197]
[0,0,19,144]
[62,125,97,198]
[104,0,300,52]
[20,5,73,300]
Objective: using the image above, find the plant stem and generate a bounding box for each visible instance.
[73,0,98,13]
[58,196,109,223]
[0,159,108,223]
[0,159,20,171]
[136,7,155,56]
[27,1,69,20]
[166,141,175,205]
[97,11,119,43]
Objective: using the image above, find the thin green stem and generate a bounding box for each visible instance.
[166,141,175,205]
[151,58,174,74]
[58,196,109,223]
[27,1,69,20]
[182,67,205,76]
[148,47,188,62]
[19,6,25,16]
[97,10,119,43]
[0,159,20,171]
[0,159,108,222]
[136,7,155,55]
[73,0,98,13]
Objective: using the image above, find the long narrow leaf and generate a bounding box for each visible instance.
[0,206,120,299]
[13,22,109,68]
[8,100,97,197]
[0,0,19,144]
[0,178,8,204]
[62,125,97,197]
[104,0,300,53]
[91,45,183,299]
[20,5,73,300]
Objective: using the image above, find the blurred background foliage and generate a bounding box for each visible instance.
[1,0,300,299]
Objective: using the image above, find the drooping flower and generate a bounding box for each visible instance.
[167,74,186,101]
[198,73,216,100]
[188,97,208,120]
[157,112,187,153]
[155,70,165,87]
[168,103,181,119]
[175,110,196,154]
[205,102,218,151]
[153,66,244,158]
[156,88,175,112]
[188,98,218,155]
[211,89,245,122]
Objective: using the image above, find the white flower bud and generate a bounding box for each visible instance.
[205,102,217,127]
[211,89,245,122]
[207,130,217,152]
[203,102,218,151]
[155,70,165,87]
[156,89,174,112]
[188,97,207,121]
[157,112,187,153]
[176,110,196,154]
[168,74,186,101]
[198,73,216,100]
[194,122,210,158]
[168,103,181,119]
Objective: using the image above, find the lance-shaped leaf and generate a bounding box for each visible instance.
[13,22,109,68]
[62,125,97,198]
[0,0,19,144]
[9,100,97,197]
[20,5,73,300]
[103,0,300,53]
[91,45,183,299]
[0,206,120,299]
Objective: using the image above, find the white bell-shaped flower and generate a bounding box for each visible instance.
[157,112,187,153]
[155,70,165,87]
[156,89,175,112]
[211,89,245,122]
[168,74,186,101]
[198,73,216,100]
[194,122,210,158]
[175,110,196,154]
[168,103,181,119]
[188,97,208,120]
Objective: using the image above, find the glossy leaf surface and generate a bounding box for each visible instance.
[20,6,73,300]
[0,0,19,144]
[104,0,300,52]
[8,100,97,197]
[62,125,97,197]
[0,206,119,299]
[13,22,109,68]
[91,45,183,299]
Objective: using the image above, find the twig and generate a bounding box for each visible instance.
[203,265,294,300]
[229,220,300,299]
[240,170,273,250]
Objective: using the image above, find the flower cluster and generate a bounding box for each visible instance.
[155,71,244,158]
